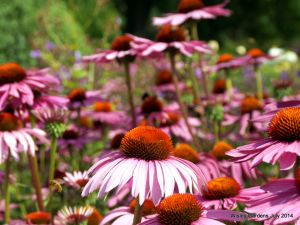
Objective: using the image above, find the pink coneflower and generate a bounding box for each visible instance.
[239,170,300,224]
[210,54,249,72]
[86,101,128,127]
[83,34,150,63]
[0,63,59,110]
[82,126,207,205]
[31,91,69,110]
[63,171,89,190]
[198,177,246,210]
[211,141,258,185]
[67,88,102,109]
[174,143,221,180]
[101,199,157,225]
[0,112,48,162]
[246,48,273,66]
[25,211,52,225]
[139,194,247,225]
[153,70,186,94]
[153,0,231,26]
[228,107,300,170]
[54,206,94,225]
[137,25,211,57]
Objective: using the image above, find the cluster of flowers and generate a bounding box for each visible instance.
[1,0,299,225]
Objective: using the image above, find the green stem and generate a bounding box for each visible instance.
[191,22,199,40]
[225,69,233,100]
[48,136,58,211]
[255,66,263,101]
[199,54,209,98]
[4,153,11,224]
[28,153,45,211]
[187,59,201,105]
[132,196,143,225]
[169,53,202,151]
[124,62,137,128]
[213,121,220,143]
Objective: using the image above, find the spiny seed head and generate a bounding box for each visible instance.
[268,108,300,142]
[25,211,51,224]
[247,48,265,58]
[217,54,234,64]
[211,141,233,160]
[159,112,180,127]
[156,25,186,43]
[129,199,157,216]
[203,177,240,200]
[212,79,227,94]
[141,96,163,115]
[178,0,204,13]
[155,70,173,86]
[0,62,26,86]
[0,112,23,131]
[68,88,86,102]
[174,143,200,164]
[240,96,262,114]
[120,126,174,161]
[94,102,113,112]
[111,35,134,51]
[87,209,102,225]
[46,123,67,138]
[158,194,202,225]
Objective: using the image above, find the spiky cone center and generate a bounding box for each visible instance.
[174,143,200,163]
[120,126,173,161]
[0,62,27,86]
[129,199,157,216]
[46,123,67,138]
[25,211,52,224]
[80,116,94,129]
[0,112,23,131]
[268,108,300,142]
[295,167,300,191]
[156,25,186,43]
[87,209,102,225]
[217,54,234,64]
[67,214,87,224]
[141,96,163,115]
[62,129,79,140]
[94,102,113,112]
[178,0,204,13]
[156,70,173,86]
[76,179,89,187]
[159,112,180,127]
[240,96,262,114]
[68,88,86,102]
[203,177,240,200]
[110,133,125,149]
[212,79,227,94]
[247,48,265,58]
[111,35,134,51]
[211,141,233,160]
[158,194,202,225]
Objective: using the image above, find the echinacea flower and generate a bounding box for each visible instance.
[67,88,102,109]
[174,143,221,180]
[210,54,249,72]
[25,211,52,225]
[83,34,151,64]
[0,112,48,162]
[86,102,128,127]
[87,209,103,225]
[211,141,258,184]
[153,0,231,26]
[139,194,247,225]
[136,25,211,57]
[82,126,207,205]
[239,169,300,225]
[101,199,156,225]
[31,91,69,110]
[0,63,59,110]
[153,70,185,94]
[54,206,94,225]
[228,107,300,170]
[63,171,89,190]
[246,48,273,66]
[198,177,246,210]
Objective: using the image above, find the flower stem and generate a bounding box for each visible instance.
[124,62,137,128]
[132,196,143,225]
[255,66,263,101]
[187,59,201,105]
[48,136,58,211]
[4,153,11,224]
[213,121,220,143]
[28,153,45,211]
[169,53,201,151]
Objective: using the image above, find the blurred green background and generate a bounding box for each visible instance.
[1,0,300,66]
